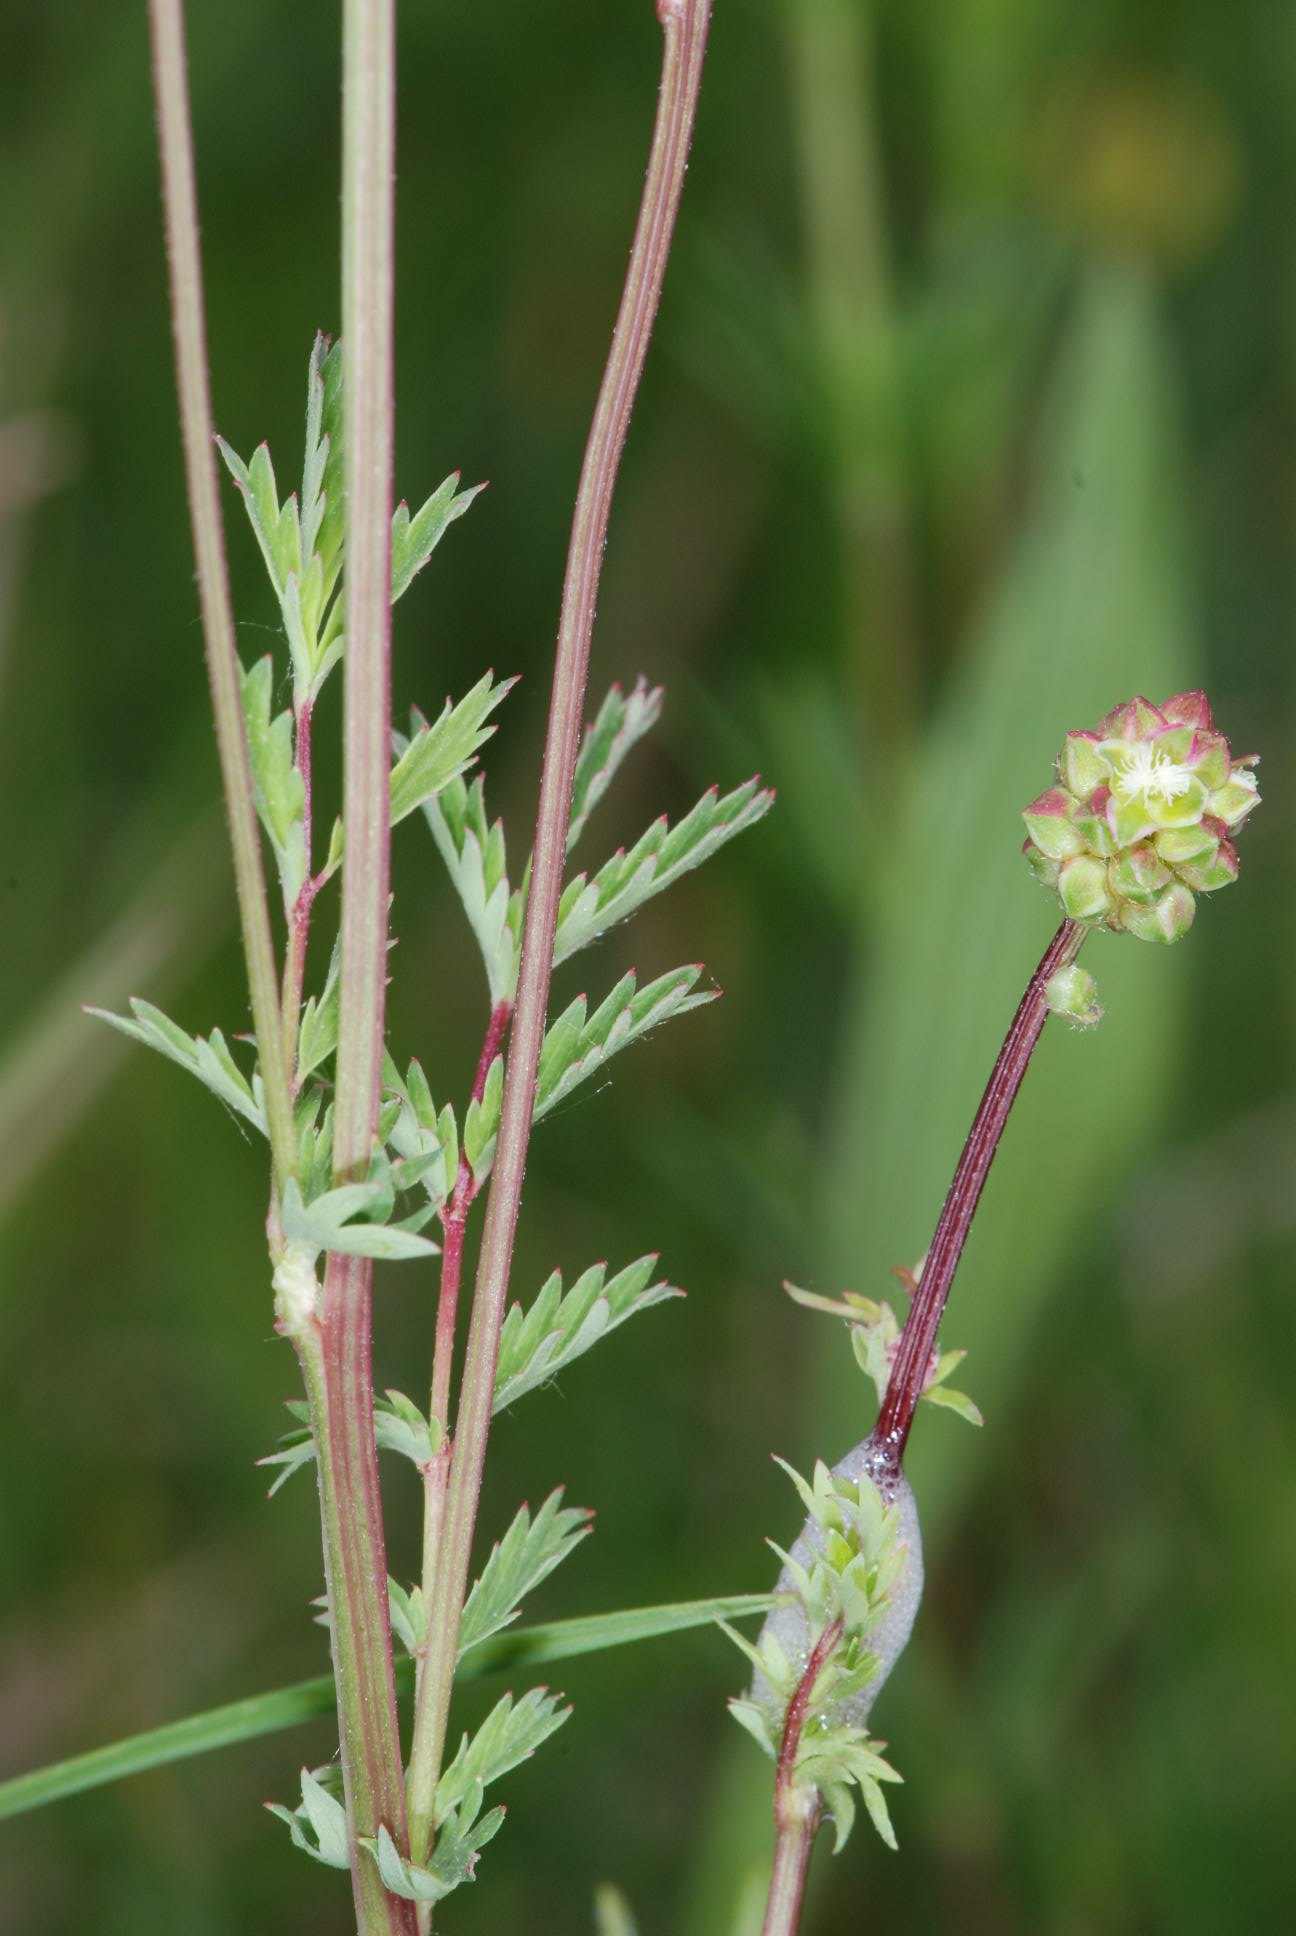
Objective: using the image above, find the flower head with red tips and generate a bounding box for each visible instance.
[1022,691,1259,943]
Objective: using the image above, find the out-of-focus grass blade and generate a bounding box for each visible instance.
[594,1882,642,1936]
[456,1592,770,1672]
[0,1593,769,1822]
[0,811,227,1229]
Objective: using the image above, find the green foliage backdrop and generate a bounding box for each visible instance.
[0,2,1291,1931]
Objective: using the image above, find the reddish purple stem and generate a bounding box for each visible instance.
[281,697,317,1080]
[872,918,1086,1469]
[431,999,513,1433]
[760,1619,838,1936]
[775,1617,841,1811]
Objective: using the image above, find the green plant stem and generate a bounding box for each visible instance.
[762,1800,819,1936]
[300,1,410,1929]
[873,918,1087,1465]
[404,0,714,1874]
[147,0,297,1185]
[334,0,396,1178]
[294,1269,413,1936]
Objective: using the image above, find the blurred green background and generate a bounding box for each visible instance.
[0,1,1291,1931]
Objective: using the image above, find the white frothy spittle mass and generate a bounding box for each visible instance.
[753,1440,923,1731]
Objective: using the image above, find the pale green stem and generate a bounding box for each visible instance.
[404,0,715,1877]
[762,1795,819,1936]
[147,0,298,1184]
[334,0,396,1178]
[304,1,414,1929]
[294,1259,414,1936]
[152,6,406,1919]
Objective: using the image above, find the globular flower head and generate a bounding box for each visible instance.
[1023,692,1259,943]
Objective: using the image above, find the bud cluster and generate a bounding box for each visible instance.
[1023,691,1259,942]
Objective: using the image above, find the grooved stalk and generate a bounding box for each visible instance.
[296,1258,414,1936]
[873,919,1086,1466]
[760,1620,837,1936]
[334,0,396,1179]
[314,0,410,1927]
[148,0,297,1185]
[762,1805,819,1936]
[404,0,715,1875]
[416,999,513,1725]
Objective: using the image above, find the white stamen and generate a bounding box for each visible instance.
[1111,742,1193,805]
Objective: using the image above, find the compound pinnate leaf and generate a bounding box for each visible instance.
[388,1578,427,1658]
[216,436,300,599]
[534,966,715,1121]
[422,775,524,1006]
[87,998,266,1136]
[258,1388,441,1497]
[267,1765,350,1870]
[385,1059,457,1217]
[458,1491,593,1659]
[390,472,486,604]
[493,1257,681,1413]
[462,969,715,1187]
[279,1175,441,1264]
[436,1687,571,1824]
[390,672,516,826]
[553,777,773,964]
[365,1809,504,1904]
[222,337,479,703]
[300,332,345,584]
[239,655,306,912]
[256,1399,314,1497]
[463,1053,504,1181]
[296,941,340,1082]
[567,677,664,854]
[784,1282,983,1429]
[365,1690,568,1902]
[373,1387,440,1466]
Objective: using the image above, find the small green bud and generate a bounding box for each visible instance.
[1022,691,1259,943]
[1044,963,1102,1027]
